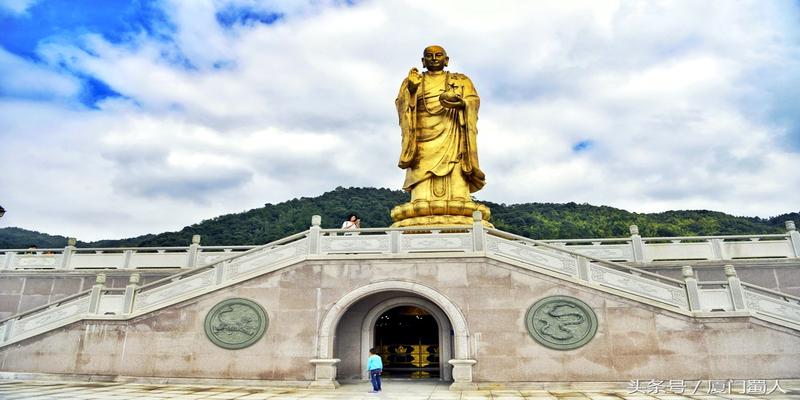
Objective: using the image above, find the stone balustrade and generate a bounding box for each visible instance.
[2,221,798,271]
[0,214,798,350]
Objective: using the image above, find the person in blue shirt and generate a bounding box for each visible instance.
[367,347,383,393]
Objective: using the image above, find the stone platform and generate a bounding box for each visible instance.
[0,379,797,399]
[0,218,798,390]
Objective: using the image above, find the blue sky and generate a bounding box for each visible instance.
[1,0,799,240]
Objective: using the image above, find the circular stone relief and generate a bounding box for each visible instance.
[204,298,268,350]
[525,295,598,350]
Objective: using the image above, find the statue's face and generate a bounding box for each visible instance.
[422,46,448,71]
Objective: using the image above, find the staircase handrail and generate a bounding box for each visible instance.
[0,288,126,324]
[0,290,90,324]
[539,237,631,244]
[485,228,685,286]
[0,231,309,326]
[741,281,800,304]
[132,230,310,294]
[638,233,788,242]
[198,245,259,251]
[0,246,192,253]
[70,246,191,252]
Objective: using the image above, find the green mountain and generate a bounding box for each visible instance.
[0,187,796,249]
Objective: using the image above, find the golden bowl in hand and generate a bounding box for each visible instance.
[439,90,463,109]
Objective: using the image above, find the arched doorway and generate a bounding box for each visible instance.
[358,296,453,380]
[374,305,440,379]
[334,293,453,381]
[313,280,475,390]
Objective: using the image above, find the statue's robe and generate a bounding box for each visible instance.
[396,71,485,203]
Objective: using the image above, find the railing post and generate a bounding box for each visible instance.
[122,249,134,269]
[709,238,726,260]
[3,251,16,270]
[390,230,401,253]
[724,265,746,311]
[682,266,701,311]
[2,319,15,341]
[629,225,645,263]
[309,215,321,255]
[60,237,76,270]
[787,221,800,258]
[472,211,485,252]
[122,273,140,314]
[214,262,227,284]
[88,273,106,314]
[576,256,590,281]
[186,234,201,268]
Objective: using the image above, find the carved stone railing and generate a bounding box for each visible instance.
[3,222,797,271]
[0,215,798,348]
[0,231,309,347]
[742,281,800,326]
[538,221,799,262]
[0,234,260,271]
[485,228,690,310]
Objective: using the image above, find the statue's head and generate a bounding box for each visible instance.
[422,45,448,71]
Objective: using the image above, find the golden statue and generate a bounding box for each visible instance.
[391,45,492,227]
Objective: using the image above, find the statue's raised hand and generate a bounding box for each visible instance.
[407,68,422,92]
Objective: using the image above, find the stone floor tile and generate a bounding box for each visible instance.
[761,397,800,400]
[549,391,589,397]
[652,396,694,399]
[552,397,590,400]
[120,398,163,400]
[524,397,559,400]
[0,380,789,399]
[684,396,728,399]
[206,394,256,399]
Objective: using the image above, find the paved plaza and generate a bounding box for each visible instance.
[0,380,797,400]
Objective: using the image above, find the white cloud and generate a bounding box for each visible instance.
[0,0,38,15]
[1,0,799,240]
[0,48,80,98]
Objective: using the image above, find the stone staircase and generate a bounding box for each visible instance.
[1,215,799,349]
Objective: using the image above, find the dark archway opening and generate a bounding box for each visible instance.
[374,306,440,379]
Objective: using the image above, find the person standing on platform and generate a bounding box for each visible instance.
[367,347,383,393]
[342,213,361,236]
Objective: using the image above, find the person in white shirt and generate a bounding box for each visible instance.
[342,214,361,235]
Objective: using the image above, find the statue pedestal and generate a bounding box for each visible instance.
[391,200,493,228]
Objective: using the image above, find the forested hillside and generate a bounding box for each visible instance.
[0,187,796,248]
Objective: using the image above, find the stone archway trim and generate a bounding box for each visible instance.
[317,280,470,359]
[312,280,476,390]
